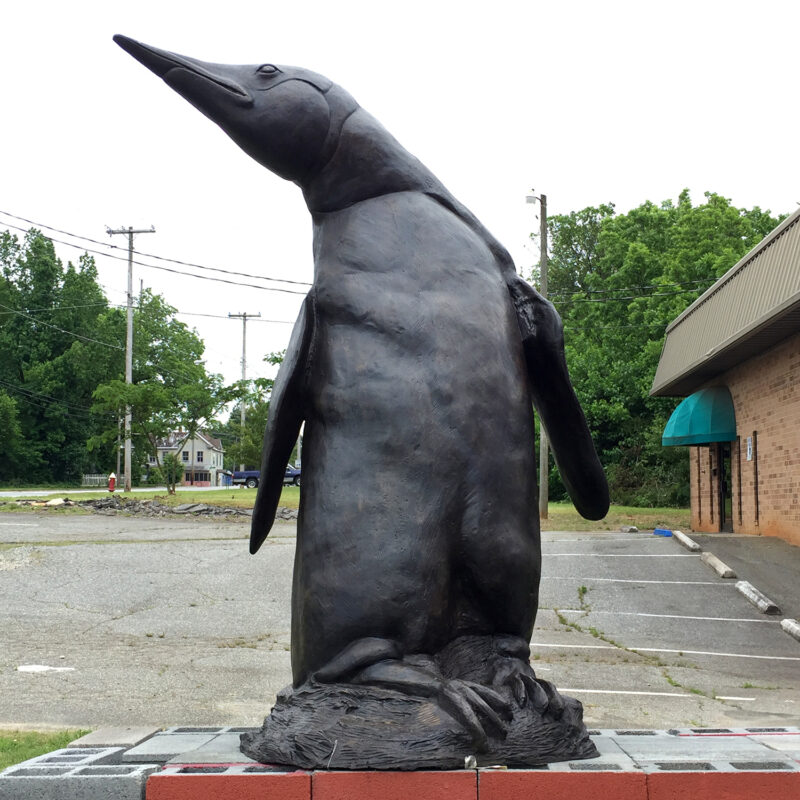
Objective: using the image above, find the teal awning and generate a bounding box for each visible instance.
[662,386,736,447]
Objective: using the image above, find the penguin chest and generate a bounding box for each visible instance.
[309,192,531,433]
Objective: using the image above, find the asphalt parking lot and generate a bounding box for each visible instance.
[537,528,800,728]
[0,512,798,731]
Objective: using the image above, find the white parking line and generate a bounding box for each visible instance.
[0,522,39,527]
[544,532,654,537]
[635,647,800,662]
[532,643,616,650]
[560,688,691,698]
[542,577,731,585]
[545,538,654,543]
[560,689,756,702]
[559,610,776,624]
[545,553,699,558]
[530,642,800,661]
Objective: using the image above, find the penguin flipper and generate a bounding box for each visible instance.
[507,276,610,521]
[250,292,315,554]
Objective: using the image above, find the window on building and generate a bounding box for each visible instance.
[149,455,156,463]
[196,451,203,462]
[182,451,189,462]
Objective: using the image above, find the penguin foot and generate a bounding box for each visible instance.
[353,658,511,751]
[490,636,565,719]
[312,638,511,750]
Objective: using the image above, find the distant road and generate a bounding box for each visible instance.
[0,485,232,498]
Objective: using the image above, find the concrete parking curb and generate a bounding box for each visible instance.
[672,530,701,551]
[736,580,782,615]
[781,618,800,643]
[701,552,738,579]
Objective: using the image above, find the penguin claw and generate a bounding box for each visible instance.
[522,672,549,712]
[492,657,565,718]
[465,681,513,721]
[537,678,565,719]
[440,679,508,750]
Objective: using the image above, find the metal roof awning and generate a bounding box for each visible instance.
[662,386,736,447]
[650,206,800,397]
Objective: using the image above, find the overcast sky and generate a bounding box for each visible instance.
[2,1,799,388]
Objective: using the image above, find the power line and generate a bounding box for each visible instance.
[550,278,713,298]
[0,302,110,316]
[554,287,709,304]
[1,219,310,295]
[0,378,115,419]
[174,310,293,323]
[0,220,308,295]
[0,209,312,288]
[0,301,124,350]
[569,321,672,330]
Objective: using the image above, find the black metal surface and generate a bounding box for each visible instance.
[115,35,609,769]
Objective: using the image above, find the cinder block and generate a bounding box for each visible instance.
[546,733,638,772]
[0,754,159,800]
[313,769,477,800]
[146,769,311,800]
[70,727,161,748]
[123,731,222,762]
[646,770,800,800]
[166,731,256,764]
[611,731,783,763]
[479,770,648,800]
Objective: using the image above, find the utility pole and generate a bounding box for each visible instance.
[229,312,261,471]
[116,414,122,480]
[107,225,156,492]
[526,192,549,519]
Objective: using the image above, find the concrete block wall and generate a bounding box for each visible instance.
[3,728,800,799]
[0,746,160,800]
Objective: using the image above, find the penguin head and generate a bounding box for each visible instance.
[114,35,357,184]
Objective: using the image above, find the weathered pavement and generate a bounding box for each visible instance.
[0,513,798,730]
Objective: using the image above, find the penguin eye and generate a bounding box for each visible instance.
[257,64,280,76]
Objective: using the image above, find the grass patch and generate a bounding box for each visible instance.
[541,502,690,532]
[0,729,90,770]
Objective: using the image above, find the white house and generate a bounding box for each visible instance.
[147,430,227,487]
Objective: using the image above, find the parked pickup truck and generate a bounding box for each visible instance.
[232,466,301,489]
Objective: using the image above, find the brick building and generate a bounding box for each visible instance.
[651,206,800,546]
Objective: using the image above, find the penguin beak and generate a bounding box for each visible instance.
[113,34,253,108]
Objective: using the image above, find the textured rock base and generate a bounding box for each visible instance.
[240,681,597,770]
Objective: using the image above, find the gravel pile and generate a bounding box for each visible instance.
[2,495,299,520]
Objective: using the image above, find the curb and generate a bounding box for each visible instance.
[701,552,738,579]
[672,530,701,552]
[736,581,782,615]
[781,618,800,642]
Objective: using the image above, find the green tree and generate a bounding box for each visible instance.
[541,191,783,506]
[210,351,290,471]
[0,391,25,482]
[0,230,116,483]
[91,290,234,489]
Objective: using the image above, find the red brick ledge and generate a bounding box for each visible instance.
[146,767,800,800]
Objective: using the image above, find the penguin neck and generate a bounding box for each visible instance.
[302,108,444,214]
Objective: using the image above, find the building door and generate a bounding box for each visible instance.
[718,443,733,532]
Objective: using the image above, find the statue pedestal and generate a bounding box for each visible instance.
[4,728,799,800]
[240,682,597,770]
